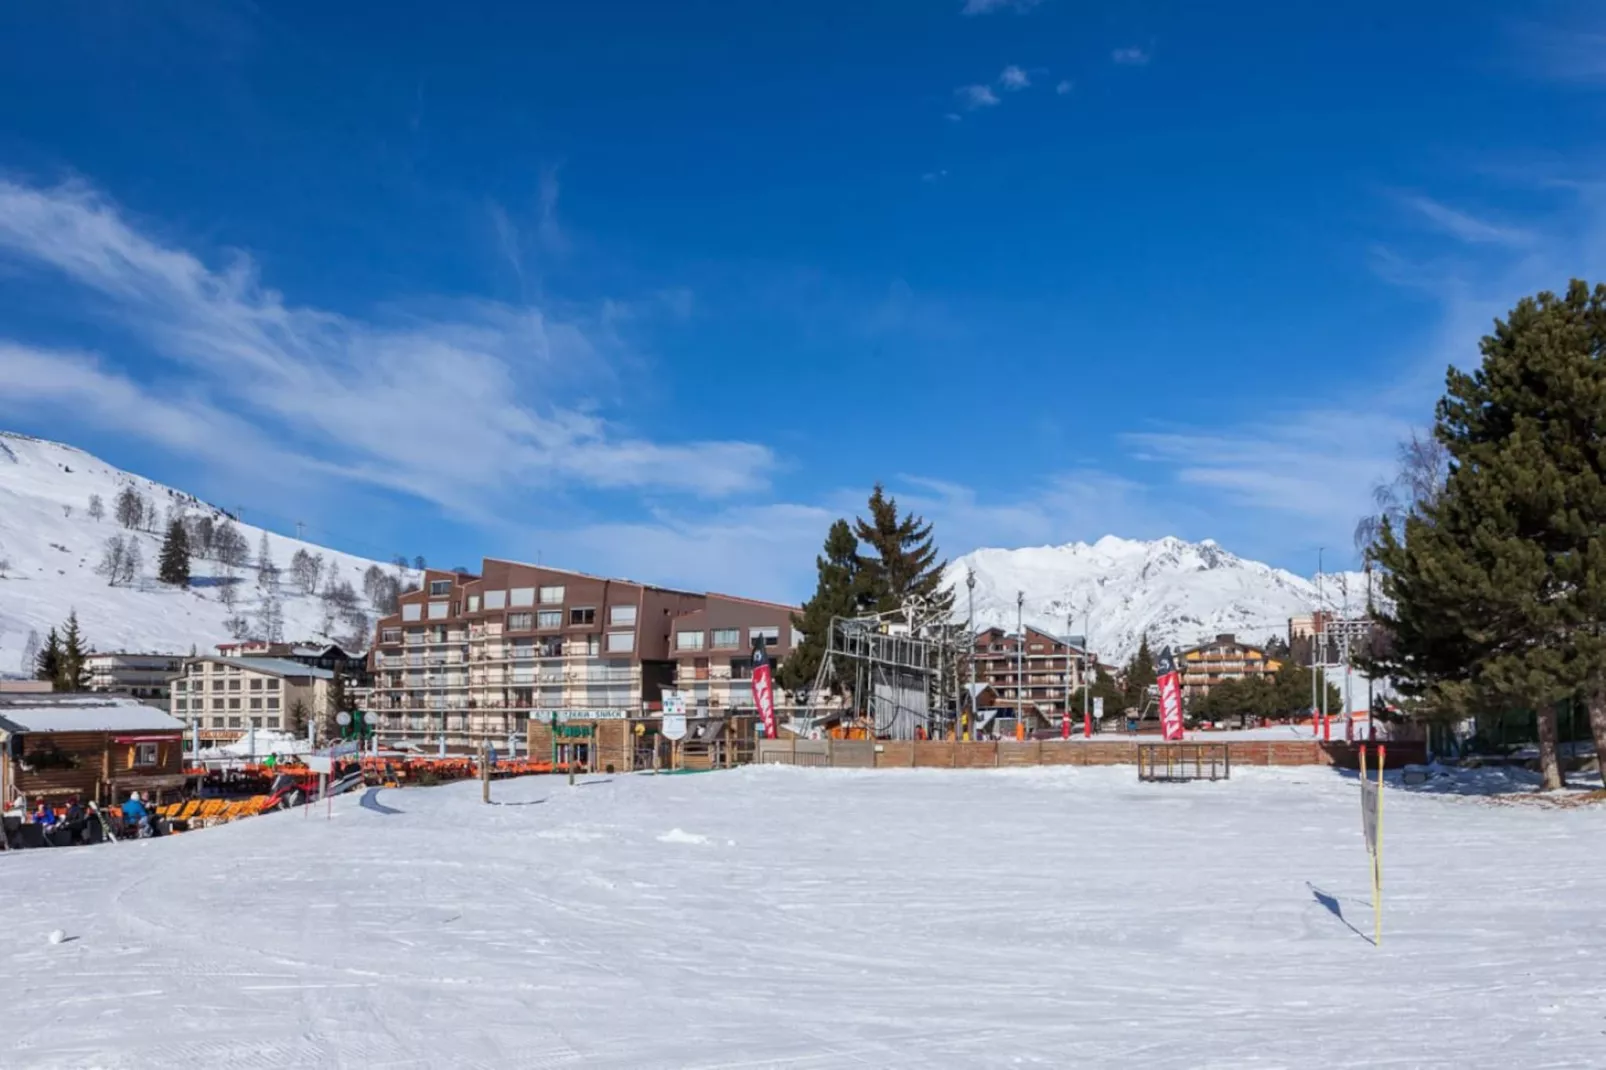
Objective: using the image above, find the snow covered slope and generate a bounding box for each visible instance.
[947,535,1375,664]
[0,431,414,674]
[1,766,1601,1067]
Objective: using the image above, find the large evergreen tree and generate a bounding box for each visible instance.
[34,627,61,686]
[158,519,192,587]
[779,519,862,693]
[1374,281,1606,789]
[58,611,91,691]
[1122,636,1156,712]
[853,484,952,617]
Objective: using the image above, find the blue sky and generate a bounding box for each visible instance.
[2,0,1604,602]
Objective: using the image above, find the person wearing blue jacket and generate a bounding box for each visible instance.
[121,792,150,836]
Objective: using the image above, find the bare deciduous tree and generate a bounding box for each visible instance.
[87,493,104,522]
[1354,429,1449,558]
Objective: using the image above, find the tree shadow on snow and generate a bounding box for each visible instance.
[488,798,547,807]
[1306,882,1375,945]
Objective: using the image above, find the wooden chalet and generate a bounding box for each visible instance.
[0,694,187,808]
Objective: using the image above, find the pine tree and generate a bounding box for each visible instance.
[779,519,863,693]
[288,698,310,738]
[158,519,191,587]
[58,611,90,691]
[1374,281,1606,789]
[1122,636,1156,711]
[853,484,952,616]
[34,628,61,685]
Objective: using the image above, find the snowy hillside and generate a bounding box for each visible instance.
[947,535,1377,665]
[0,431,416,675]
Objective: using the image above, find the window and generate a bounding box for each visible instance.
[467,595,481,613]
[484,590,507,610]
[211,698,225,711]
[606,632,635,653]
[570,607,596,626]
[539,585,565,604]
[228,679,241,691]
[228,698,241,710]
[249,697,262,710]
[266,697,280,710]
[537,610,562,630]
[228,716,241,728]
[402,603,422,622]
[250,717,262,728]
[174,679,187,693]
[428,601,450,620]
[609,604,637,626]
[130,741,159,767]
[430,579,452,596]
[227,664,240,675]
[267,717,281,729]
[210,678,224,692]
[510,587,535,607]
[266,678,280,691]
[382,628,401,644]
[211,717,225,728]
[249,678,262,691]
[750,626,780,648]
[729,658,752,680]
[676,630,705,651]
[174,698,187,711]
[508,612,533,631]
[711,628,740,648]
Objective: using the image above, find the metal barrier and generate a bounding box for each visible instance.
[1137,742,1230,782]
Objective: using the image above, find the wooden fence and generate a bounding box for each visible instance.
[756,737,1427,770]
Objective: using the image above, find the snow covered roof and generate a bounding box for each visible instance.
[0,695,184,734]
[184,657,334,680]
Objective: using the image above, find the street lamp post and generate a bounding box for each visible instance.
[966,571,977,742]
[1015,591,1025,739]
[1063,610,1074,741]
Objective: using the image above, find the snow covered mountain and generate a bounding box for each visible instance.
[0,431,416,676]
[946,536,1376,666]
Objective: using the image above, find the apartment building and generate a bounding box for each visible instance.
[168,656,334,744]
[86,652,183,709]
[368,561,797,747]
[1177,634,1282,697]
[971,626,1092,727]
[669,593,798,712]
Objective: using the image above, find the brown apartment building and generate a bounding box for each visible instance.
[971,626,1093,729]
[1176,633,1281,697]
[368,560,797,748]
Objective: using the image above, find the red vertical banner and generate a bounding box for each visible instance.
[751,640,778,739]
[1155,646,1185,741]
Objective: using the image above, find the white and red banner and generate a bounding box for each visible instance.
[1156,646,1185,741]
[751,641,778,739]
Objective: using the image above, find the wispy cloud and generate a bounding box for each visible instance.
[961,0,1042,15]
[1516,20,1606,84]
[1398,194,1537,248]
[0,178,773,524]
[1111,47,1150,66]
[999,65,1030,90]
[1055,79,1073,95]
[957,84,1000,110]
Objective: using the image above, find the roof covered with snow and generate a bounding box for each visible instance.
[0,694,185,734]
[187,657,334,680]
